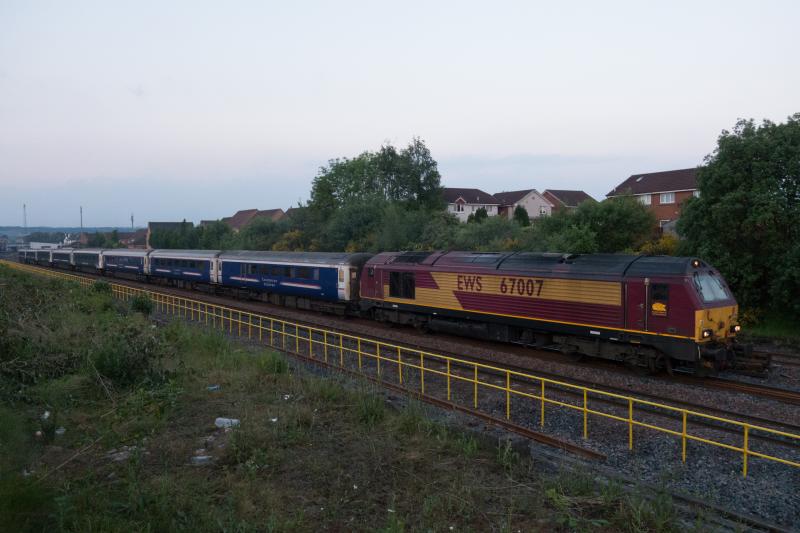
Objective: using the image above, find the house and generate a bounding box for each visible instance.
[606,168,698,227]
[147,221,193,249]
[442,188,501,222]
[542,190,595,213]
[119,228,147,248]
[493,189,554,219]
[221,208,286,232]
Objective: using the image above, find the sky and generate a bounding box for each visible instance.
[1,0,798,227]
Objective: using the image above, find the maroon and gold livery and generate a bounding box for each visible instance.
[360,251,743,372]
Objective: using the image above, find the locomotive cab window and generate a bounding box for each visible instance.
[389,271,415,299]
[650,283,669,316]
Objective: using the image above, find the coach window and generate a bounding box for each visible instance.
[650,283,669,316]
[389,271,415,299]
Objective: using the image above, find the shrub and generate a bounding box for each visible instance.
[93,280,112,293]
[130,295,154,315]
[91,322,165,386]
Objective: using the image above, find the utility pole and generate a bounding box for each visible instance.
[23,203,27,229]
[80,206,83,232]
[131,213,134,230]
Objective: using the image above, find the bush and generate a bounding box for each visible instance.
[91,321,165,386]
[93,280,112,293]
[130,295,154,315]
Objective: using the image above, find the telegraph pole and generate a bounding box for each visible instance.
[80,206,83,232]
[23,203,27,229]
[131,213,134,230]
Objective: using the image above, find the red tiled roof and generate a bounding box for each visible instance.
[254,208,285,222]
[493,189,535,205]
[225,209,259,230]
[543,190,595,207]
[606,168,698,197]
[442,187,500,205]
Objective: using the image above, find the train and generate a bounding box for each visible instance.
[17,247,747,375]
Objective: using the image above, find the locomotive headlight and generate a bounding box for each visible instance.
[702,329,713,339]
[731,325,741,333]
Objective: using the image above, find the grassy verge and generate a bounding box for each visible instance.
[740,311,800,344]
[0,265,697,531]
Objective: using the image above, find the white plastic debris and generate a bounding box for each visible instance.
[283,394,291,400]
[191,455,213,465]
[41,410,51,421]
[270,417,278,423]
[55,427,66,436]
[214,417,240,428]
[207,384,221,392]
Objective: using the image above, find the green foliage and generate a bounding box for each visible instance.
[91,321,165,387]
[513,205,531,226]
[678,114,800,316]
[24,231,65,244]
[130,294,154,315]
[93,280,112,293]
[470,207,489,223]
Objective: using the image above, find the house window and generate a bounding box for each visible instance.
[660,192,675,204]
[650,283,669,316]
[639,195,651,206]
[455,203,464,212]
[659,220,670,228]
[693,190,700,198]
[389,271,415,299]
[539,206,548,216]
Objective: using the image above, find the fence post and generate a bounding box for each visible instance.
[324,331,328,362]
[419,352,424,394]
[376,343,381,376]
[583,389,588,439]
[446,359,451,400]
[339,334,344,366]
[681,411,687,461]
[259,316,262,342]
[506,371,511,420]
[397,347,403,384]
[308,327,312,357]
[540,380,545,428]
[473,365,478,408]
[357,339,362,370]
[743,425,749,477]
[629,400,634,450]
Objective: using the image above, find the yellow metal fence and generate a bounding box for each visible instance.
[4,259,800,478]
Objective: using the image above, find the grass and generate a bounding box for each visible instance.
[0,264,709,531]
[742,312,800,343]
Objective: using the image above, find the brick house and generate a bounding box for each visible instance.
[542,190,595,213]
[442,188,500,222]
[222,208,286,232]
[606,168,698,227]
[493,189,554,219]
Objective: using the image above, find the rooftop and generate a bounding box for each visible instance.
[607,168,698,197]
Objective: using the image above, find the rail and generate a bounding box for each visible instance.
[4,259,800,478]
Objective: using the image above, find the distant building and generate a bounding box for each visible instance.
[119,229,147,248]
[442,188,500,222]
[147,221,193,249]
[27,242,60,250]
[606,168,698,228]
[542,190,596,213]
[0,235,7,252]
[493,189,554,219]
[220,208,286,232]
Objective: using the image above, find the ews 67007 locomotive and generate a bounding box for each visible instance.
[18,248,745,375]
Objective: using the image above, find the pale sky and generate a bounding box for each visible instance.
[1,0,798,226]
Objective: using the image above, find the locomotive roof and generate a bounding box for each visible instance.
[218,250,373,266]
[370,251,704,277]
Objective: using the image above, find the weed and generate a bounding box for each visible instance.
[0,476,56,532]
[130,294,154,315]
[93,280,112,293]
[357,392,386,427]
[456,434,479,457]
[496,439,519,470]
[258,352,288,375]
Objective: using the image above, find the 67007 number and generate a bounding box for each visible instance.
[500,277,544,297]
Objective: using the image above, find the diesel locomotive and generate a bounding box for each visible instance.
[17,248,746,374]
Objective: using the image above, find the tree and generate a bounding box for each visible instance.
[307,137,443,216]
[513,205,531,226]
[678,114,800,316]
[471,207,488,223]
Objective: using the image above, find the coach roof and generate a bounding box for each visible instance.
[219,250,372,265]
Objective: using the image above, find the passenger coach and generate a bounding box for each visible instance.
[218,251,371,313]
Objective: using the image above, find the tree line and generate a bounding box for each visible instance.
[151,115,800,318]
